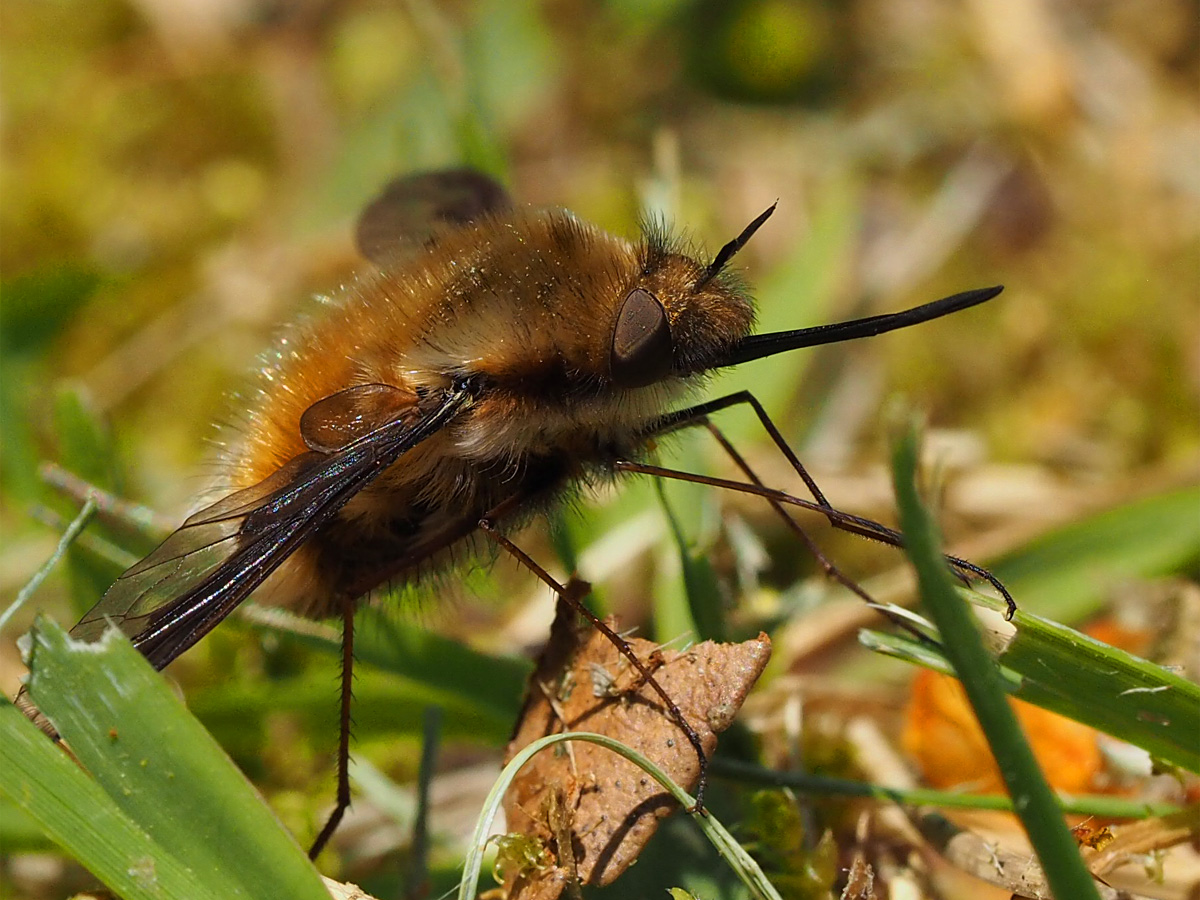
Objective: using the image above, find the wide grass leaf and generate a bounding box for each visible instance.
[0,698,219,900]
[236,604,529,736]
[22,619,330,900]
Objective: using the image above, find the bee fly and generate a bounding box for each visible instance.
[20,169,1013,857]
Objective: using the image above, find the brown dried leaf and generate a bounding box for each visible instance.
[501,595,771,898]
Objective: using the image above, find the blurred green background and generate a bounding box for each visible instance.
[2,0,1197,896]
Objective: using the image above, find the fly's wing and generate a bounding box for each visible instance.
[355,168,512,269]
[67,452,323,648]
[68,383,470,671]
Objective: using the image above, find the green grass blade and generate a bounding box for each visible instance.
[189,666,515,757]
[891,423,1102,900]
[712,757,1180,819]
[53,382,120,493]
[0,795,56,853]
[987,485,1200,622]
[999,610,1200,772]
[656,479,726,643]
[239,604,529,730]
[24,619,330,900]
[0,698,221,900]
[0,265,103,357]
[0,498,96,632]
[51,385,134,611]
[354,606,530,718]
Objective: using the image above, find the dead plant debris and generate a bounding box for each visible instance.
[500,598,771,898]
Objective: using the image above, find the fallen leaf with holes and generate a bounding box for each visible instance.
[501,595,771,899]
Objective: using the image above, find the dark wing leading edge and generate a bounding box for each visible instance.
[355,168,512,269]
[68,383,470,671]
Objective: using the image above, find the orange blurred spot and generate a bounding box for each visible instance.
[1083,619,1156,657]
[903,669,1102,794]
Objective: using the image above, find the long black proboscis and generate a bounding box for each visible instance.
[722,285,1004,366]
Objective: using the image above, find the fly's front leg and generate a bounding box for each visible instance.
[644,391,1016,618]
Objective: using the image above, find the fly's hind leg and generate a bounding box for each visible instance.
[309,596,355,860]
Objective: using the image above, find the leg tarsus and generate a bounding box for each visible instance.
[309,597,356,860]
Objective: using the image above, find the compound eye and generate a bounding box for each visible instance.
[609,288,673,388]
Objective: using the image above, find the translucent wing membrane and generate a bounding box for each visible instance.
[68,452,326,649]
[68,384,469,671]
[355,169,512,269]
